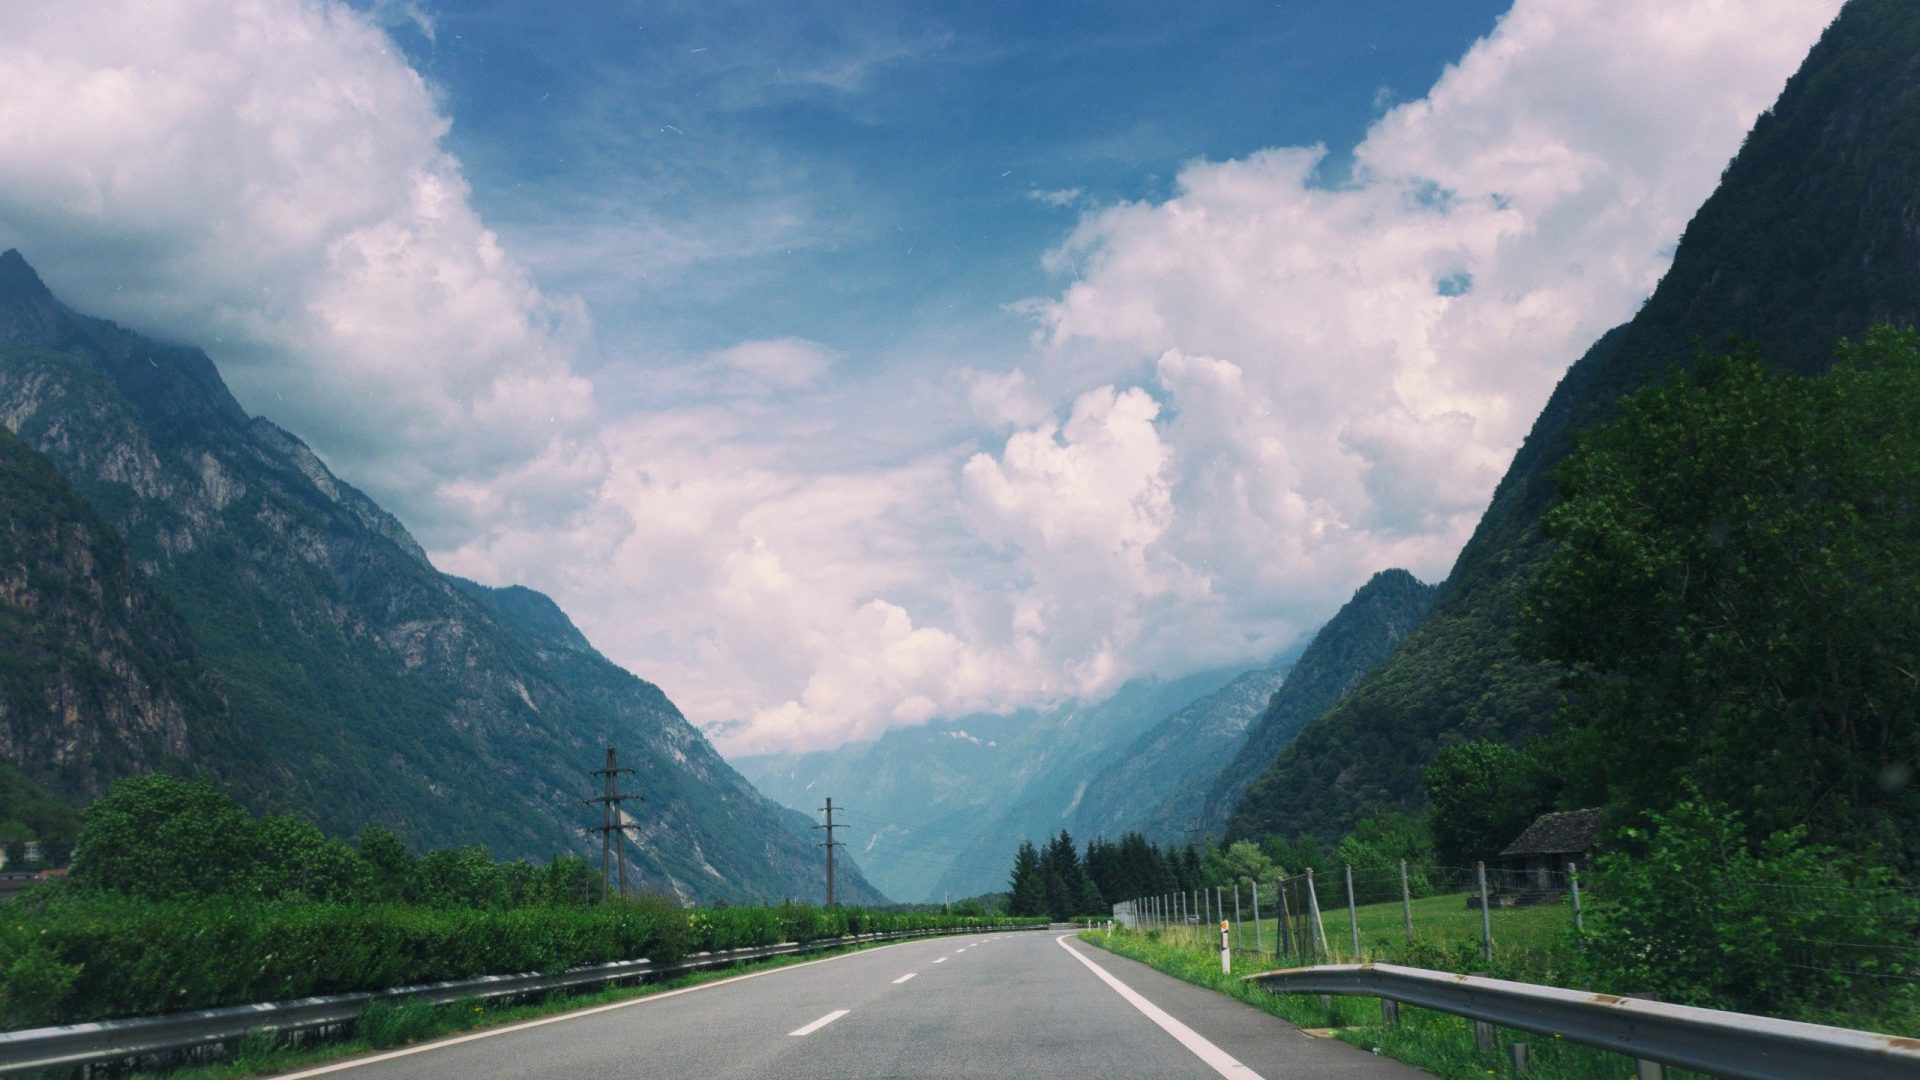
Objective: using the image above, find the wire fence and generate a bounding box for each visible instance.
[1114,862,1589,966]
[1111,862,1920,991]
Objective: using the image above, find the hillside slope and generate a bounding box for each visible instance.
[1227,0,1920,842]
[0,252,877,903]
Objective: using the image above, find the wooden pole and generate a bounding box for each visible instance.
[1401,859,1415,944]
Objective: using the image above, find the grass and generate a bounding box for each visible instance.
[103,935,943,1080]
[1081,927,1709,1080]
[1177,889,1587,980]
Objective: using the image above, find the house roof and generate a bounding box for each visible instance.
[1500,808,1604,858]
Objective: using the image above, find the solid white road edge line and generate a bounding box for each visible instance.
[1054,934,1266,1080]
[269,936,948,1078]
[892,973,917,984]
[788,1009,850,1037]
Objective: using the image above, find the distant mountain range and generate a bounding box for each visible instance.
[0,251,879,904]
[736,665,1252,902]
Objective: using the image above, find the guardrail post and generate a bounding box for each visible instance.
[1344,864,1360,961]
[1510,1041,1531,1075]
[1475,1019,1496,1056]
[1399,859,1414,945]
[1635,1061,1667,1080]
[1568,862,1584,933]
[1381,998,1400,1028]
[1477,861,1493,965]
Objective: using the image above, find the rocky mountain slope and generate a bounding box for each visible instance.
[0,251,878,903]
[1226,0,1920,842]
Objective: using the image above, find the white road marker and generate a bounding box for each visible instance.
[892,972,918,984]
[934,957,947,963]
[788,1009,850,1037]
[1055,935,1266,1080]
[270,937,935,1078]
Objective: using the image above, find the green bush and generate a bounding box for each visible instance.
[0,890,1039,1028]
[1580,795,1920,1024]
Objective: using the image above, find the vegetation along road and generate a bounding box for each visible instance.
[262,931,1415,1079]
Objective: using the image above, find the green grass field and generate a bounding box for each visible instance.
[1147,889,1586,975]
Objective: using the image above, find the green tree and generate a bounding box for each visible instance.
[1584,793,1920,1020]
[250,815,371,902]
[1422,741,1553,865]
[1007,841,1045,917]
[68,774,257,899]
[1524,330,1920,862]
[358,825,415,901]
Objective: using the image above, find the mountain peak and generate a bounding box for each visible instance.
[0,250,53,303]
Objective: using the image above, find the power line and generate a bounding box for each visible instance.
[583,746,642,900]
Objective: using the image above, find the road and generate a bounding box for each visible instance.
[272,931,1427,1079]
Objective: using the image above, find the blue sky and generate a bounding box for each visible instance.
[388,0,1508,388]
[0,0,1842,753]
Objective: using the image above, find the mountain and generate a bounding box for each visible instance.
[1057,664,1290,847]
[1184,569,1435,839]
[0,250,880,904]
[737,665,1248,902]
[1225,0,1920,843]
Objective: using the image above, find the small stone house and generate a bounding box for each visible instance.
[1497,808,1603,892]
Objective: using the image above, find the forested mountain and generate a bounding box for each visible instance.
[0,251,878,904]
[737,664,1249,902]
[1191,569,1434,839]
[1226,0,1920,843]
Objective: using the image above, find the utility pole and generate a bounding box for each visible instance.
[583,746,641,900]
[815,797,845,906]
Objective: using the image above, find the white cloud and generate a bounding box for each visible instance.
[1022,0,1845,659]
[1026,187,1084,209]
[0,0,1846,757]
[0,0,596,543]
[711,337,839,391]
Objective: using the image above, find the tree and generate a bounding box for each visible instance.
[68,774,257,899]
[1007,841,1046,917]
[1422,742,1553,865]
[1524,330,1920,863]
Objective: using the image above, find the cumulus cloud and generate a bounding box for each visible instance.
[0,0,1846,756]
[0,0,596,543]
[1021,0,1845,656]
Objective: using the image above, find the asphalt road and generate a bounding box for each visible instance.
[272,930,1428,1079]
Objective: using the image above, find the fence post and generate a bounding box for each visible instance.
[1477,861,1493,965]
[1233,883,1243,952]
[1568,862,1584,933]
[1304,868,1328,962]
[1345,864,1360,961]
[1276,878,1293,960]
[1400,858,1414,944]
[1251,879,1263,953]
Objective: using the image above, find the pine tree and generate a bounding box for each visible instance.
[1007,841,1045,917]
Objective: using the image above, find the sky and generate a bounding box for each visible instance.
[0,0,1845,757]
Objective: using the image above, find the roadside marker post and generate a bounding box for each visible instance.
[1219,919,1231,974]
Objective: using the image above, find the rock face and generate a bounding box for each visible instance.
[1225,0,1920,842]
[0,251,880,904]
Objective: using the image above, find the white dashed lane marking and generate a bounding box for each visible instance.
[788,1010,850,1037]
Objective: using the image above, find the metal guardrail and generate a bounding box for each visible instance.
[0,922,1048,1077]
[1247,962,1920,1080]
